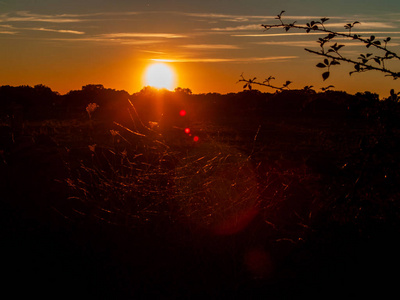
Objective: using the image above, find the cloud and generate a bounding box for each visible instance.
[151,56,298,63]
[31,27,85,34]
[255,41,318,47]
[325,22,396,29]
[100,33,187,39]
[181,44,241,49]
[233,32,324,37]
[0,11,84,23]
[211,24,262,31]
[179,12,342,23]
[0,30,16,34]
[47,37,164,45]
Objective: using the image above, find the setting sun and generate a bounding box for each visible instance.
[144,63,175,90]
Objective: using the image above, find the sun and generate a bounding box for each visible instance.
[144,63,175,90]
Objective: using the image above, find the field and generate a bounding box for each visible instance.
[1,86,400,298]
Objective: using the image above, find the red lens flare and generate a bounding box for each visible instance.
[184,128,191,134]
[179,110,186,117]
[193,136,199,142]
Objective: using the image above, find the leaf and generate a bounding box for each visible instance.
[316,63,327,68]
[324,59,329,65]
[322,72,330,81]
[321,17,329,23]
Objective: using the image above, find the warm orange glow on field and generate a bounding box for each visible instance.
[144,63,175,90]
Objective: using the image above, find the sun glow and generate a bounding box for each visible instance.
[144,63,175,90]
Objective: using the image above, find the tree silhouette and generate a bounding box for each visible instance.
[240,11,400,97]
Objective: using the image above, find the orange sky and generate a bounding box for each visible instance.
[1,1,400,97]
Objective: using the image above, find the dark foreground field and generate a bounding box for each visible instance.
[1,86,400,298]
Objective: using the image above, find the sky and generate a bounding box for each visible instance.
[1,0,399,96]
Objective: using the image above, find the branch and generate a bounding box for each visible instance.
[260,11,400,80]
[238,74,292,91]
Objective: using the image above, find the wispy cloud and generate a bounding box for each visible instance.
[0,30,16,34]
[0,11,85,23]
[211,24,262,31]
[0,24,16,34]
[30,27,85,34]
[233,32,324,37]
[180,12,342,23]
[256,38,400,47]
[100,33,187,39]
[47,37,164,45]
[181,44,241,49]
[151,56,298,63]
[324,22,396,29]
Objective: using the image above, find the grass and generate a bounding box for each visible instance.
[1,91,400,298]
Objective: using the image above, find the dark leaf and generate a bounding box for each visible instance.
[322,72,330,81]
[324,59,329,65]
[327,33,336,39]
[321,17,329,23]
[373,41,381,45]
[316,63,326,68]
[370,35,375,41]
[330,60,340,65]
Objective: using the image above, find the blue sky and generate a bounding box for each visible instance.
[1,0,399,95]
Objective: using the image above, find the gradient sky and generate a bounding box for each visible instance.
[1,0,399,96]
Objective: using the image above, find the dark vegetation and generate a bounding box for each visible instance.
[1,83,400,298]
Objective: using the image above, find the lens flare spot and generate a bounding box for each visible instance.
[185,128,191,134]
[179,110,187,116]
[193,136,199,142]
